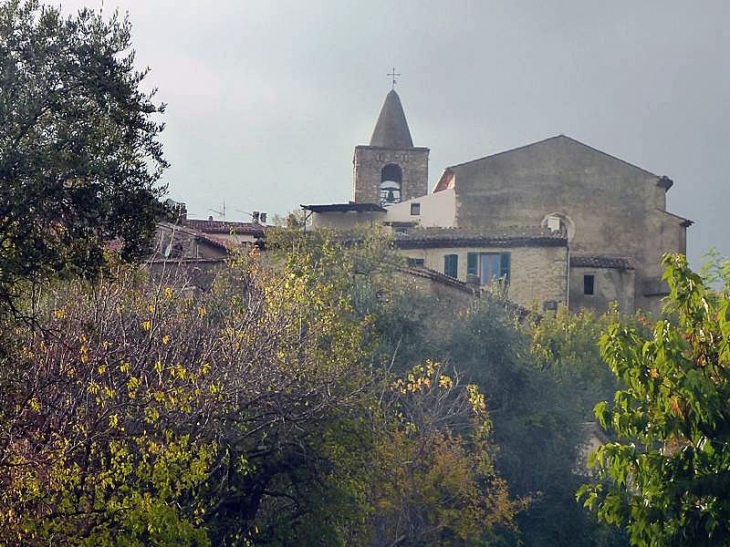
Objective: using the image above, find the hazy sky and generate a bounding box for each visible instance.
[59,0,729,267]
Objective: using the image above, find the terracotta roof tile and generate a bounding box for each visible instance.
[570,255,635,270]
[301,203,387,213]
[394,226,567,249]
[184,219,265,236]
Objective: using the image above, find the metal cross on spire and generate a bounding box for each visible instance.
[387,67,400,90]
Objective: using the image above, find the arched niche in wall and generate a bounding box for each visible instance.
[541,212,575,241]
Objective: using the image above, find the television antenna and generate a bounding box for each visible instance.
[207,201,226,219]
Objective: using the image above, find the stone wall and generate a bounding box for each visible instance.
[353,146,429,204]
[310,211,386,229]
[453,137,657,258]
[400,244,568,310]
[636,209,689,314]
[449,136,689,315]
[569,266,636,314]
[393,268,478,312]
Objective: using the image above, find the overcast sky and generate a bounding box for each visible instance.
[60,0,729,268]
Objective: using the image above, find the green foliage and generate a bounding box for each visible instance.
[364,361,518,546]
[0,273,221,544]
[529,305,624,419]
[699,247,730,293]
[367,281,628,546]
[0,0,167,312]
[579,254,730,546]
[0,230,518,545]
[251,229,518,545]
[524,305,631,545]
[446,301,596,546]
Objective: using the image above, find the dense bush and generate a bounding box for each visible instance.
[0,235,517,545]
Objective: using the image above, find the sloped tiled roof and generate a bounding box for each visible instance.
[301,203,387,213]
[397,264,534,319]
[397,264,476,295]
[369,90,414,148]
[157,222,233,253]
[184,219,265,236]
[394,226,567,249]
[570,255,635,270]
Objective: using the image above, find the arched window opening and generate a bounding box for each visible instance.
[541,212,575,241]
[381,164,402,183]
[380,164,403,206]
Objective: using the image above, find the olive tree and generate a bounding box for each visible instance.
[0,0,167,313]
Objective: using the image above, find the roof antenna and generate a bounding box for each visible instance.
[207,201,226,219]
[388,67,400,90]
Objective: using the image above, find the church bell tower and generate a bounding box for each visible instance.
[353,89,429,205]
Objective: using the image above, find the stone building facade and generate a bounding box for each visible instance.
[396,228,569,311]
[429,135,691,315]
[306,89,692,316]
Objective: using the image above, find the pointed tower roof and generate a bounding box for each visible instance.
[369,90,414,148]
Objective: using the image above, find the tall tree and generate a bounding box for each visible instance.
[580,254,730,546]
[0,0,167,312]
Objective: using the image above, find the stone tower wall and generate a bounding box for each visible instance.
[353,146,429,203]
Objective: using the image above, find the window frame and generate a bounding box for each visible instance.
[583,274,595,296]
[444,254,459,279]
[467,251,511,285]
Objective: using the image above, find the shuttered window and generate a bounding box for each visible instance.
[444,254,458,278]
[466,252,511,285]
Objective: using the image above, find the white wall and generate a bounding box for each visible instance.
[386,188,455,227]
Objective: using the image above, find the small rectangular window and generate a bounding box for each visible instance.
[444,254,458,278]
[410,203,421,216]
[584,274,595,295]
[467,253,479,276]
[407,258,424,267]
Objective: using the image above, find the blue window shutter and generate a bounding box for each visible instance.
[467,253,478,276]
[500,252,511,282]
[444,254,458,278]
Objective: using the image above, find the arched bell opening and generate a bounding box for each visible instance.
[380,164,403,206]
